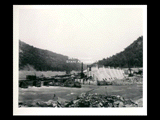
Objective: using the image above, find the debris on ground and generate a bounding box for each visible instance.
[19,93,140,107]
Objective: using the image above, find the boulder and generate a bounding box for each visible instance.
[98,102,103,107]
[64,101,73,107]
[52,102,58,107]
[73,99,80,104]
[134,98,143,107]
[119,101,125,107]
[102,100,109,107]
[116,95,121,99]
[114,101,125,107]
[56,101,62,107]
[108,103,114,107]
[45,100,57,106]
[119,96,125,102]
[64,102,70,107]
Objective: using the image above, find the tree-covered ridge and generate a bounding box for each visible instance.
[96,36,143,68]
[19,40,83,71]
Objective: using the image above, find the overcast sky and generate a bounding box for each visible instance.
[19,5,143,64]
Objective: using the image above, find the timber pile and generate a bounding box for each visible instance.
[19,93,139,107]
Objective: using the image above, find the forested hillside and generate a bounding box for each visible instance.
[19,35,143,71]
[19,40,85,71]
[95,36,143,68]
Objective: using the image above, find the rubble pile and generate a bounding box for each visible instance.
[19,93,139,108]
[63,93,138,107]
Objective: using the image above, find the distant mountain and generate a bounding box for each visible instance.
[19,40,86,71]
[92,36,143,68]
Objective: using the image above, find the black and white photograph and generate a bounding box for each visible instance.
[13,5,147,115]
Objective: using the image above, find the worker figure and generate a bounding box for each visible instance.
[53,94,58,101]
